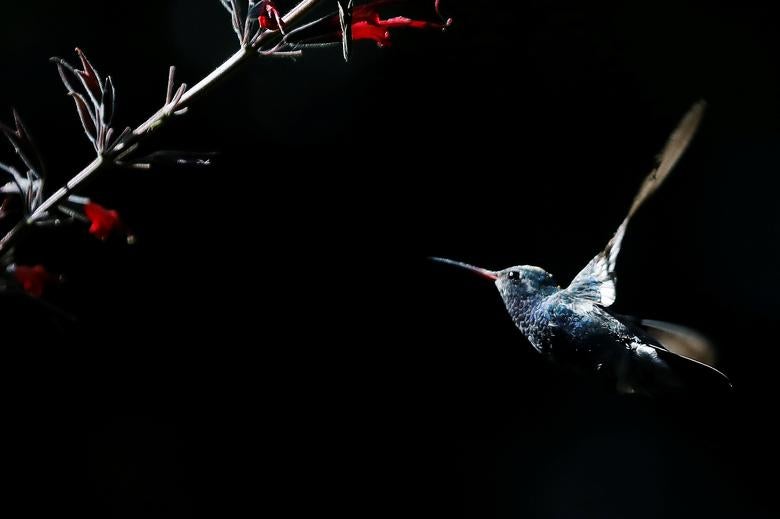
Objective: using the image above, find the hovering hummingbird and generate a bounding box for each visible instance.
[432,102,731,395]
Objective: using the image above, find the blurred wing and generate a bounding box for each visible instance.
[565,101,706,306]
[640,318,716,366]
[620,340,732,396]
[611,310,718,367]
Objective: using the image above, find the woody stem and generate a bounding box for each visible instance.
[0,0,324,256]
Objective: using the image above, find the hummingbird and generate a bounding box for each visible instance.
[432,102,731,396]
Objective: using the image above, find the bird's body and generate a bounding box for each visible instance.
[433,102,731,395]
[507,285,725,394]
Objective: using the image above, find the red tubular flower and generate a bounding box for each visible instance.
[352,21,392,47]
[258,0,286,32]
[84,201,131,242]
[285,1,451,52]
[13,265,55,297]
[350,1,452,47]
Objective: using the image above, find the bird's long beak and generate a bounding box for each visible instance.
[429,257,498,280]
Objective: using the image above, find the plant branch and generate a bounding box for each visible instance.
[0,0,325,255]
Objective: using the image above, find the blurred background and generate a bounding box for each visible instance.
[1,0,779,517]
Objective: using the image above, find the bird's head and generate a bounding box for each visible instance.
[495,265,559,306]
[430,258,559,314]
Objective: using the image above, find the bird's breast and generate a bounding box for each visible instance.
[525,299,628,371]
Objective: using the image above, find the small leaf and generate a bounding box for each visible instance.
[12,110,32,145]
[107,127,132,151]
[166,66,176,105]
[96,126,107,154]
[51,58,82,94]
[0,197,10,220]
[0,121,24,162]
[0,111,43,176]
[100,76,115,127]
[231,0,245,24]
[0,162,26,203]
[75,48,103,102]
[68,92,97,149]
[232,5,243,35]
[24,173,34,212]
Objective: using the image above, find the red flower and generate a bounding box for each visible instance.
[84,201,130,241]
[285,1,451,52]
[350,1,451,47]
[13,265,56,297]
[258,0,286,33]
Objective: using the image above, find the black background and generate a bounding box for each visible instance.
[1,1,779,517]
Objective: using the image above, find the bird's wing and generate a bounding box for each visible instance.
[640,318,716,367]
[564,101,706,306]
[607,309,718,366]
[620,339,732,395]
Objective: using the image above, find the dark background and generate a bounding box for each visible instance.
[1,1,779,517]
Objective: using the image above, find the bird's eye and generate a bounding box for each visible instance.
[508,271,520,281]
